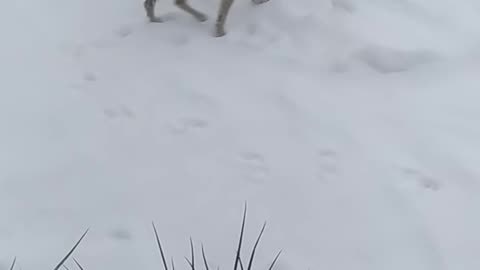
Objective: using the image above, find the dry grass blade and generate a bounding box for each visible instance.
[152,222,169,270]
[171,257,175,270]
[267,250,282,270]
[246,222,266,270]
[9,257,17,270]
[72,258,84,270]
[185,257,193,268]
[238,258,244,270]
[233,203,247,270]
[201,244,210,270]
[63,265,71,270]
[53,229,89,270]
[189,238,195,270]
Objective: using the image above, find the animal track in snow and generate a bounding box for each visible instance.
[89,24,135,49]
[114,25,134,38]
[401,168,441,191]
[109,228,133,241]
[238,152,270,183]
[332,0,356,12]
[168,117,209,134]
[103,105,135,119]
[316,148,340,180]
[353,46,439,73]
[82,71,97,82]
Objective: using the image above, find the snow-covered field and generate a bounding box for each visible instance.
[1,0,480,269]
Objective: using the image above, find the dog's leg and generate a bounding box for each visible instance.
[215,0,234,37]
[144,0,163,22]
[174,0,208,22]
[215,0,269,37]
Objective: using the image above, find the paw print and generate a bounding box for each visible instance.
[168,117,209,134]
[401,168,441,191]
[316,148,339,180]
[331,0,356,12]
[109,228,133,241]
[238,152,270,183]
[83,71,97,82]
[114,25,134,38]
[103,105,135,119]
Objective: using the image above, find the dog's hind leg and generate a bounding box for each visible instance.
[144,0,163,22]
[215,0,234,37]
[175,0,208,22]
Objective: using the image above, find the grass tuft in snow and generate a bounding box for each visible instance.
[152,203,281,270]
[6,206,280,270]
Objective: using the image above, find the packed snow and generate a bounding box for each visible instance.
[1,0,480,269]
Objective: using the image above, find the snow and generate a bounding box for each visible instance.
[1,0,480,269]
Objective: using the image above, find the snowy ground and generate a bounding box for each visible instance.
[1,0,480,269]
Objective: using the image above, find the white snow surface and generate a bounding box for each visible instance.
[1,0,480,269]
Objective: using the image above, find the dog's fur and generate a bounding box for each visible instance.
[143,0,270,37]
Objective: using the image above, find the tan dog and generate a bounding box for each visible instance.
[144,0,270,37]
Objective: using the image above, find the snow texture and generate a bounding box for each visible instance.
[1,0,480,269]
